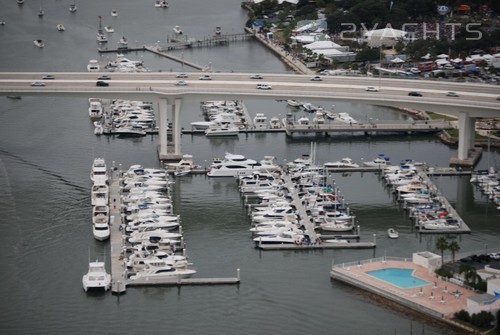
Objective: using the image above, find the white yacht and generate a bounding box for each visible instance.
[118,35,128,46]
[97,32,107,43]
[111,10,118,17]
[337,112,358,124]
[164,154,197,172]
[387,228,399,238]
[90,158,108,185]
[287,99,302,108]
[115,124,147,137]
[92,221,110,241]
[91,184,109,206]
[318,220,354,232]
[205,122,239,137]
[129,264,196,281]
[269,117,281,129]
[34,39,44,48]
[253,230,305,245]
[88,101,103,120]
[190,121,212,130]
[82,260,111,292]
[173,25,182,34]
[324,158,359,168]
[363,154,391,167]
[207,153,272,177]
[69,3,77,13]
[154,0,169,8]
[56,24,65,31]
[87,59,100,72]
[312,111,325,124]
[297,117,309,126]
[104,25,114,33]
[253,113,268,129]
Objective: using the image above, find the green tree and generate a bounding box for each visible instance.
[435,237,449,265]
[448,241,461,263]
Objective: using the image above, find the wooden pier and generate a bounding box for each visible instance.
[126,270,240,287]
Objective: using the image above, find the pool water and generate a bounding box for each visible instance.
[366,268,429,288]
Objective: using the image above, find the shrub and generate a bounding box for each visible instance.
[454,309,470,323]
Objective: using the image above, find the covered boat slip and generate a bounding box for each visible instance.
[108,168,239,294]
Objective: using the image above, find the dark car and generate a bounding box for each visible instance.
[97,75,111,80]
[408,91,422,97]
[42,75,55,80]
[96,81,109,87]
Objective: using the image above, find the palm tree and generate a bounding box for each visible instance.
[435,237,449,266]
[448,241,461,263]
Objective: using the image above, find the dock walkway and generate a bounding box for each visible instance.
[109,169,127,294]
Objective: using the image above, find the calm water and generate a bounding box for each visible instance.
[1,1,499,334]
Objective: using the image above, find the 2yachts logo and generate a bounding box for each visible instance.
[339,23,482,41]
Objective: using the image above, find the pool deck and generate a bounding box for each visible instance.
[330,258,476,329]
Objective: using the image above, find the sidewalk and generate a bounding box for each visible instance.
[246,28,315,75]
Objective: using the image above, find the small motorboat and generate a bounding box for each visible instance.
[173,25,182,34]
[154,0,169,8]
[119,36,128,46]
[69,3,77,13]
[56,23,65,31]
[111,10,118,17]
[34,39,44,48]
[104,25,114,33]
[387,228,399,239]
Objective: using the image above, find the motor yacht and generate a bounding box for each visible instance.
[363,154,391,167]
[154,0,169,8]
[87,59,100,72]
[93,221,110,241]
[337,112,358,124]
[297,117,310,126]
[253,113,268,129]
[90,158,108,185]
[324,157,359,168]
[253,230,305,245]
[387,228,399,238]
[91,184,109,206]
[129,264,196,281]
[287,99,302,108]
[205,122,240,137]
[165,154,197,172]
[318,220,354,232]
[34,39,44,48]
[111,10,118,17]
[115,124,147,137]
[126,251,188,271]
[88,101,103,120]
[82,260,111,292]
[56,24,65,31]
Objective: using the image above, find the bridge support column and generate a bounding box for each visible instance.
[157,98,183,162]
[158,98,168,158]
[457,112,475,160]
[450,112,482,167]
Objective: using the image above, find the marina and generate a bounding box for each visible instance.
[1,0,499,334]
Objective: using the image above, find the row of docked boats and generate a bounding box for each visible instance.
[470,168,500,210]
[285,100,359,125]
[90,158,111,241]
[382,161,462,231]
[194,100,246,136]
[119,164,197,281]
[92,98,158,137]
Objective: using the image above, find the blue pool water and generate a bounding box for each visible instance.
[366,268,429,289]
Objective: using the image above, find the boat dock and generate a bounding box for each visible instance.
[108,165,240,294]
[285,119,450,137]
[144,46,204,70]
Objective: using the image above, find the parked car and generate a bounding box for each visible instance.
[366,86,378,92]
[199,75,212,80]
[175,80,188,86]
[446,91,459,97]
[250,74,263,79]
[408,91,422,97]
[256,83,272,90]
[30,81,46,86]
[96,81,109,87]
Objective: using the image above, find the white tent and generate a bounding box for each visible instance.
[437,54,449,59]
[435,59,450,65]
[451,58,463,63]
[390,57,405,63]
[303,41,345,51]
[421,53,431,60]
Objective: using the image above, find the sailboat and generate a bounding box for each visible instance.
[38,0,45,17]
[96,16,107,43]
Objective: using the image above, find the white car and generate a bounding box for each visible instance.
[310,75,322,81]
[446,91,459,97]
[30,82,46,86]
[256,83,272,90]
[366,86,378,92]
[199,75,212,80]
[176,73,188,78]
[175,80,188,86]
[250,74,263,79]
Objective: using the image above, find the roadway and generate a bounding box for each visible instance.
[0,72,499,117]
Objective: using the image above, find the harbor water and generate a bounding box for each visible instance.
[0,1,499,334]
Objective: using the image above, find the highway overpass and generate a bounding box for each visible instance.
[1,72,499,163]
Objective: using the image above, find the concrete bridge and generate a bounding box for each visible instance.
[0,72,498,164]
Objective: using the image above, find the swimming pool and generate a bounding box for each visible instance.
[366,268,429,289]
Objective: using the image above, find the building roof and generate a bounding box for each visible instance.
[303,41,344,50]
[363,27,407,39]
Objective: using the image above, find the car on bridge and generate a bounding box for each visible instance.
[408,91,422,97]
[250,74,263,79]
[176,73,188,78]
[310,75,322,81]
[366,86,378,92]
[199,75,212,80]
[96,81,109,87]
[97,75,111,80]
[175,80,188,86]
[446,91,459,97]
[30,82,45,86]
[256,83,272,90]
[42,75,55,80]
